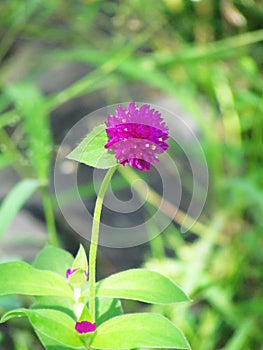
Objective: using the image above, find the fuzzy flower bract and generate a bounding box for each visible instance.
[105,102,169,171]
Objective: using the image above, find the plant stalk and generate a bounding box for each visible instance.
[89,166,118,320]
[41,185,59,247]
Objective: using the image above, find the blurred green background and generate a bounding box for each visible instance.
[0,0,263,349]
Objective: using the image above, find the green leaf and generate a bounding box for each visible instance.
[32,296,75,319]
[90,313,190,349]
[36,330,85,350]
[68,244,89,288]
[96,297,123,326]
[72,244,88,272]
[67,124,117,169]
[68,269,88,289]
[96,269,189,304]
[0,261,73,299]
[0,179,40,240]
[78,305,94,323]
[1,308,84,348]
[34,245,74,277]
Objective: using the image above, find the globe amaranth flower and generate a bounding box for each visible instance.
[75,321,96,334]
[105,102,169,171]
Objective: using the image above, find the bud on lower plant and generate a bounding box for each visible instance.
[66,244,88,288]
[75,305,96,334]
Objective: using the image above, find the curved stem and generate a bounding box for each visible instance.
[88,166,118,321]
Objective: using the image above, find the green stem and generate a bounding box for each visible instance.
[89,166,118,320]
[41,185,59,247]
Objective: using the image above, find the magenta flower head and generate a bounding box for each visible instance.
[75,321,96,334]
[105,102,169,171]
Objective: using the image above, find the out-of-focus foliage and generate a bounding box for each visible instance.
[0,0,262,349]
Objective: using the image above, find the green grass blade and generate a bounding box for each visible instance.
[0,178,40,241]
[5,83,52,183]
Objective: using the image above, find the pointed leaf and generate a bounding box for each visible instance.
[67,124,117,169]
[90,313,190,349]
[0,261,73,299]
[96,269,189,304]
[1,308,84,348]
[72,244,88,272]
[79,305,93,323]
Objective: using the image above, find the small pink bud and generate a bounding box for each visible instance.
[66,268,88,279]
[75,321,96,334]
[66,268,79,279]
